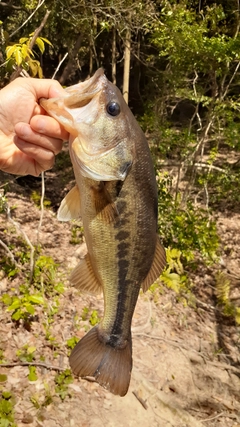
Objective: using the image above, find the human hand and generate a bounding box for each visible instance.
[0,77,69,176]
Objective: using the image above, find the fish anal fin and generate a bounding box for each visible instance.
[69,253,102,294]
[57,185,81,221]
[69,326,132,397]
[142,236,166,292]
[91,183,118,224]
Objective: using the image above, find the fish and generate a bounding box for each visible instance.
[40,68,166,397]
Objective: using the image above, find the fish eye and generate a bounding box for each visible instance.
[106,102,120,117]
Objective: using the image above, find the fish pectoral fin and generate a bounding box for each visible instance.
[69,326,132,397]
[142,236,166,292]
[69,253,102,294]
[57,185,81,221]
[91,182,118,224]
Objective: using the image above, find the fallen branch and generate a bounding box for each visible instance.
[0,238,18,267]
[0,361,66,372]
[132,390,148,410]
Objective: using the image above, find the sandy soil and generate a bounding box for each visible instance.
[0,162,240,427]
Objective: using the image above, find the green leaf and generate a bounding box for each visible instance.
[28,366,37,382]
[27,346,36,355]
[161,271,181,293]
[39,37,53,46]
[11,309,22,321]
[21,44,30,59]
[15,49,22,66]
[7,299,20,310]
[24,303,35,315]
[29,295,44,305]
[28,59,40,77]
[35,37,45,54]
[5,45,17,59]
[0,418,12,427]
[19,37,29,44]
[1,294,12,306]
[2,392,11,400]
[0,374,7,383]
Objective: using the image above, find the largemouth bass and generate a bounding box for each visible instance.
[40,69,166,396]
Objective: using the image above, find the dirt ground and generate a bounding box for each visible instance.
[0,159,240,427]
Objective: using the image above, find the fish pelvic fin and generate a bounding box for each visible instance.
[57,185,81,221]
[142,236,166,292]
[69,326,132,397]
[69,253,102,294]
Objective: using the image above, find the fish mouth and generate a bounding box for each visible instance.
[63,68,105,109]
[40,68,105,124]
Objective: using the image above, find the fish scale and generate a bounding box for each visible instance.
[40,68,166,396]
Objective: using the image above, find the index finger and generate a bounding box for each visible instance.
[29,115,69,141]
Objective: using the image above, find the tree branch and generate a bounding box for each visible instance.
[10,9,51,81]
[0,2,27,11]
[9,0,46,39]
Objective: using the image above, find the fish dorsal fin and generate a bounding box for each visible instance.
[57,185,81,221]
[142,236,166,292]
[69,253,102,294]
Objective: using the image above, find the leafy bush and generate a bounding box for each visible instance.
[0,391,16,427]
[157,172,219,264]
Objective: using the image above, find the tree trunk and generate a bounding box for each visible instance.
[59,33,83,85]
[122,28,131,104]
[112,27,116,84]
[89,42,93,76]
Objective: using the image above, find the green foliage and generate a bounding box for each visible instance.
[54,369,73,401]
[215,272,240,324]
[81,307,100,326]
[0,375,7,384]
[66,336,79,350]
[0,260,18,279]
[157,172,219,263]
[30,191,51,208]
[16,345,36,362]
[30,383,54,411]
[28,366,38,382]
[5,34,52,77]
[69,223,84,245]
[0,194,7,214]
[161,248,190,294]
[1,252,64,328]
[0,391,16,427]
[153,3,239,76]
[33,255,64,295]
[1,285,45,322]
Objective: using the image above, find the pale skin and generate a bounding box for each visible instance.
[0,77,69,176]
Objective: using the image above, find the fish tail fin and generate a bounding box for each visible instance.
[69,326,132,396]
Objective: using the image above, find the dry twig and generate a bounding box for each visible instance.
[9,0,46,39]
[0,361,66,372]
